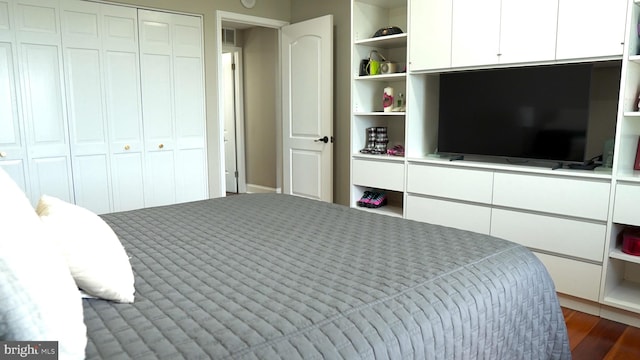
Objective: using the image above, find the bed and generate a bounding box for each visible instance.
[83,193,570,359]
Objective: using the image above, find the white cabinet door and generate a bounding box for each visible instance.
[15,0,74,204]
[409,0,452,71]
[451,0,501,67]
[556,0,627,60]
[499,0,558,64]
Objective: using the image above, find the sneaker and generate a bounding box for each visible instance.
[368,192,387,208]
[357,191,375,207]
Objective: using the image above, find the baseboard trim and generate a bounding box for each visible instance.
[246,184,277,194]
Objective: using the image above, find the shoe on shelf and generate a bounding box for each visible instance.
[367,192,387,208]
[386,144,405,156]
[357,191,375,207]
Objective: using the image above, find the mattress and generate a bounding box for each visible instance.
[84,193,570,359]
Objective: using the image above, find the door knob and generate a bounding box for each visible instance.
[0,151,6,158]
[314,136,329,144]
[124,145,130,151]
[158,144,164,149]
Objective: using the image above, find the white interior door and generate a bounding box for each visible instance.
[281,15,333,202]
[222,52,238,193]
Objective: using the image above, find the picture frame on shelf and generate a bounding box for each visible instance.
[635,136,640,170]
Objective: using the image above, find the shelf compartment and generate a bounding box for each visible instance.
[354,111,405,116]
[610,248,640,265]
[602,258,640,314]
[351,185,403,218]
[603,280,640,314]
[355,73,406,81]
[355,33,407,48]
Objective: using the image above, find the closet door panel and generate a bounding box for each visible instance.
[73,154,110,214]
[102,4,144,211]
[174,55,204,146]
[20,42,73,203]
[31,157,73,202]
[0,1,10,38]
[62,0,112,213]
[0,41,28,190]
[176,148,206,202]
[15,0,73,204]
[111,152,144,211]
[145,151,176,207]
[141,53,173,146]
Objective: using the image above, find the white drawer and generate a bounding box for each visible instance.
[352,159,404,191]
[534,252,602,302]
[406,195,491,235]
[493,173,610,221]
[491,209,606,262]
[613,183,640,227]
[407,164,493,204]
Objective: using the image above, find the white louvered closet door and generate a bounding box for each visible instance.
[0,0,30,194]
[138,10,207,207]
[15,0,74,205]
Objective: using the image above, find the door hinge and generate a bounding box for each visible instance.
[331,136,335,143]
[231,63,236,71]
[234,171,239,178]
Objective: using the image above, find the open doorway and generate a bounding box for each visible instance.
[221,49,245,194]
[217,12,287,196]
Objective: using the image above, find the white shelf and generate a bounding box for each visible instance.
[629,55,640,64]
[356,0,406,9]
[623,111,640,117]
[616,171,640,183]
[603,280,640,314]
[354,204,403,218]
[355,33,407,48]
[610,248,640,265]
[355,73,406,81]
[352,153,405,162]
[354,111,406,116]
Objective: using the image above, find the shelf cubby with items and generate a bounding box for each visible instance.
[351,185,404,218]
[350,0,408,214]
[599,0,640,326]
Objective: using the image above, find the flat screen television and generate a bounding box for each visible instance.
[437,64,593,164]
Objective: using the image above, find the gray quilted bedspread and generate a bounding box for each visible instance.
[85,194,570,359]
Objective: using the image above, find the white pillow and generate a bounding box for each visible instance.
[0,167,87,359]
[37,195,135,303]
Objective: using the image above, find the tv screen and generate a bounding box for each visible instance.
[438,64,592,163]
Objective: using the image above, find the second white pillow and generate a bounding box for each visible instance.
[36,195,135,303]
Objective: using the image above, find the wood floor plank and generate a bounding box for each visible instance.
[604,326,640,360]
[571,318,627,359]
[563,309,600,350]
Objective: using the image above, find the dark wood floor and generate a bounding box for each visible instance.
[563,307,640,359]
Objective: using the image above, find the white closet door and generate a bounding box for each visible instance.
[103,4,144,211]
[62,0,111,214]
[139,10,176,207]
[139,9,207,206]
[15,0,74,204]
[0,2,30,193]
[173,14,206,203]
